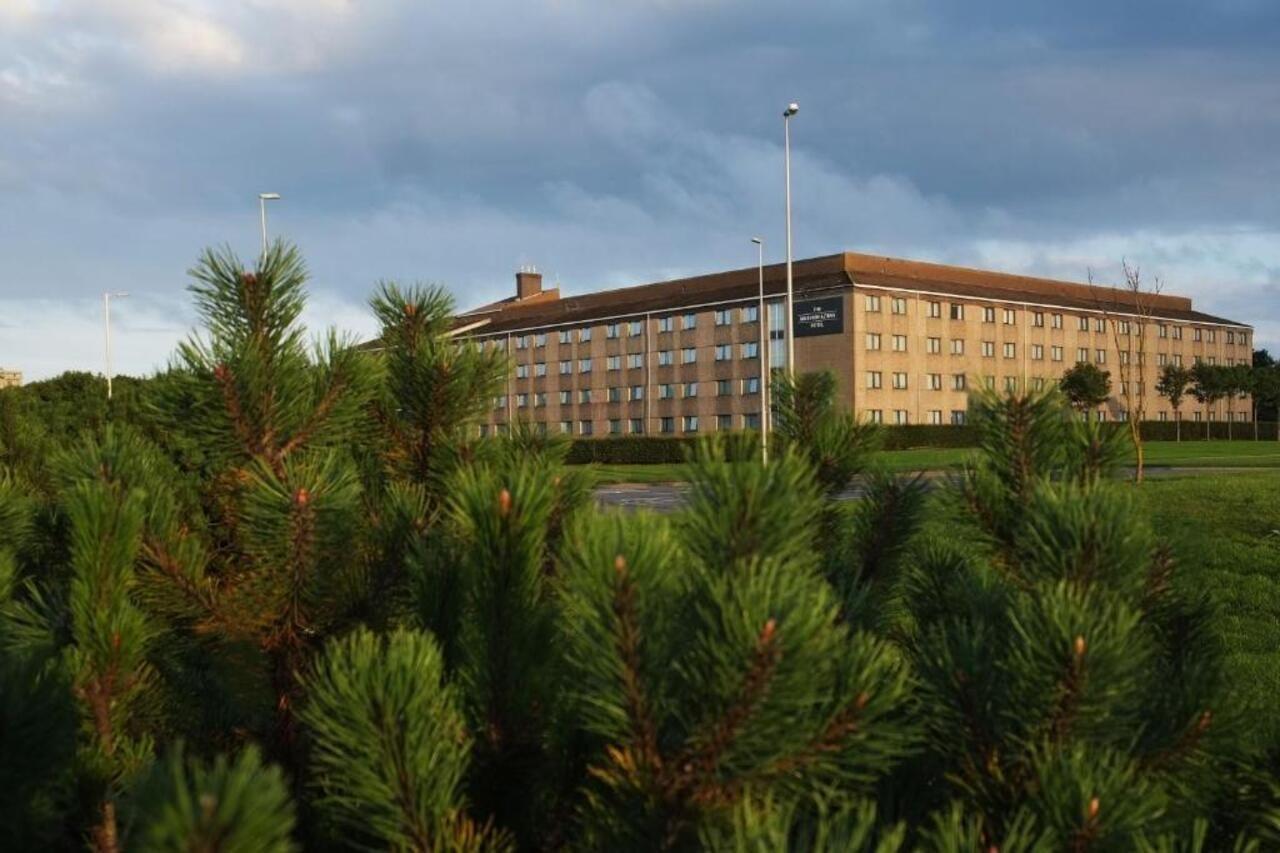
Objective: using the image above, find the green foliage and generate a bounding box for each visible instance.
[772,370,880,494]
[299,628,508,851]
[129,744,296,853]
[1059,361,1112,411]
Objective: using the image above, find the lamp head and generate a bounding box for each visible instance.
[783,103,799,117]
[259,192,281,201]
[751,237,763,245]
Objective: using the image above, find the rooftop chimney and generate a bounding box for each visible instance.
[515,265,542,300]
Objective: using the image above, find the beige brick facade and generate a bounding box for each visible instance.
[0,369,21,390]
[458,253,1252,436]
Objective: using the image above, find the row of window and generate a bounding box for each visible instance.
[504,306,764,350]
[496,377,764,409]
[511,343,762,377]
[859,407,1252,428]
[480,412,764,438]
[863,296,1248,347]
[865,373,1056,393]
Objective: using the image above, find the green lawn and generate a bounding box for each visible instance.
[1138,472,1280,751]
[586,440,1280,484]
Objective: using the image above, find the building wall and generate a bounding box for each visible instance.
[0,370,21,390]
[473,282,1253,437]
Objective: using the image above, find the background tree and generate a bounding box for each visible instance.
[1093,261,1159,481]
[1253,364,1280,441]
[1190,362,1226,440]
[1059,361,1112,416]
[1155,364,1192,442]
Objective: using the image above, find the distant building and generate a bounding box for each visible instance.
[450,252,1252,437]
[0,369,21,390]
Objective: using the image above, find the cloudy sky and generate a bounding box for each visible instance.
[3,0,1279,380]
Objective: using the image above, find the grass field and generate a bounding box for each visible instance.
[587,440,1280,484]
[1138,472,1280,751]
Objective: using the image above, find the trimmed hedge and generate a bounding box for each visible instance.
[566,422,1280,464]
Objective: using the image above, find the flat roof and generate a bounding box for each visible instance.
[455,251,1250,335]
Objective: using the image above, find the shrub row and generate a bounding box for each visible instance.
[566,422,1280,464]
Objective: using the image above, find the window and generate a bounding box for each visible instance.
[494,395,507,410]
[1207,329,1216,343]
[867,410,884,424]
[1032,311,1044,328]
[1227,331,1235,344]
[865,333,882,351]
[892,372,909,390]
[927,337,942,354]
[951,410,967,425]
[741,342,760,359]
[865,295,882,312]
[683,415,699,433]
[1051,313,1063,329]
[658,384,674,400]
[1031,344,1044,360]
[1173,354,1182,367]
[891,297,908,315]
[741,305,759,323]
[866,371,883,389]
[534,333,546,347]
[579,358,593,373]
[606,355,621,371]
[515,364,529,379]
[1078,316,1090,332]
[1119,351,1130,365]
[532,362,547,377]
[478,424,489,438]
[609,419,622,435]
[516,393,528,408]
[630,385,644,401]
[715,344,732,361]
[605,323,620,339]
[607,387,622,403]
[982,341,995,358]
[1157,353,1168,366]
[1172,326,1182,340]
[559,390,571,405]
[629,320,643,337]
[1094,318,1105,333]
[1051,346,1063,362]
[1004,376,1018,392]
[1158,411,1168,422]
[950,303,965,321]
[716,414,733,431]
[927,410,943,425]
[559,360,572,375]
[1158,324,1168,339]
[715,309,732,326]
[717,379,733,396]
[925,373,943,391]
[743,412,761,429]
[580,327,593,342]
[1207,356,1217,366]
[950,339,965,355]
[577,389,590,404]
[952,374,967,391]
[984,375,996,390]
[927,301,942,318]
[1032,377,1046,391]
[892,334,908,352]
[627,353,643,369]
[681,347,697,364]
[1118,320,1131,335]
[559,420,572,435]
[894,410,909,425]
[1077,347,1089,363]
[492,339,507,352]
[983,306,996,324]
[657,350,674,367]
[683,382,698,398]
[630,418,644,434]
[657,316,674,333]
[1003,308,1017,325]
[681,313,697,330]
[559,329,573,345]
[580,420,594,436]
[742,376,761,394]
[1095,349,1106,364]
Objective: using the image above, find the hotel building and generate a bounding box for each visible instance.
[0,369,21,390]
[454,252,1252,436]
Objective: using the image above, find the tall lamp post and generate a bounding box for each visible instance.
[103,291,129,400]
[752,237,769,464]
[258,192,281,255]
[783,103,799,378]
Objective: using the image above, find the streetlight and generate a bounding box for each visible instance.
[752,237,769,464]
[783,103,798,378]
[103,291,129,400]
[258,192,281,255]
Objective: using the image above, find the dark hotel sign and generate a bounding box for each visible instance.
[793,297,844,337]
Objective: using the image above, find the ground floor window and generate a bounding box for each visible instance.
[716,414,732,431]
[743,412,761,429]
[660,417,675,434]
[683,415,699,433]
[629,418,644,434]
[950,410,966,426]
